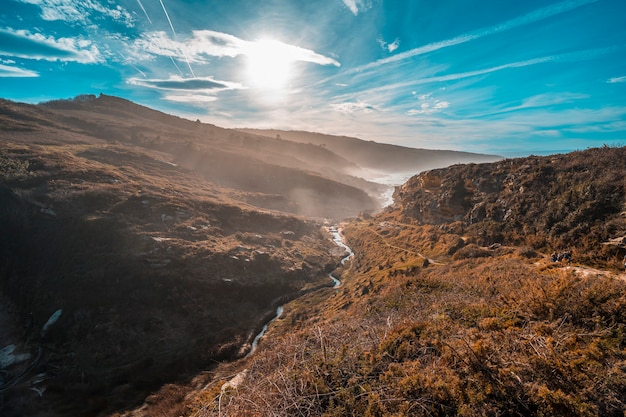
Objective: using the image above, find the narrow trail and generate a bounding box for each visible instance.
[564,265,626,283]
[364,225,446,265]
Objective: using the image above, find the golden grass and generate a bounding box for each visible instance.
[184,219,626,417]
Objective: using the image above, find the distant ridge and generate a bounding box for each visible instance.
[238,128,502,173]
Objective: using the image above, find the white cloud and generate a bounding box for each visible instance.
[378,37,400,53]
[330,101,378,113]
[342,0,372,15]
[0,28,101,63]
[132,30,340,67]
[408,99,449,115]
[17,0,135,27]
[127,74,244,92]
[387,38,400,53]
[0,63,39,77]
[608,75,626,83]
[163,93,218,104]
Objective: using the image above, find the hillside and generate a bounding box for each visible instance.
[0,134,342,416]
[0,95,499,416]
[0,94,382,218]
[392,146,626,269]
[238,129,502,175]
[138,147,626,417]
[3,95,623,417]
[0,96,357,416]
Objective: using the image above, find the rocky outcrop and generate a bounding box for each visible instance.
[392,146,626,265]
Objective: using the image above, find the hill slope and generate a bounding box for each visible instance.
[3,95,382,218]
[0,98,345,416]
[393,146,626,268]
[239,128,502,175]
[155,147,626,417]
[1,95,501,416]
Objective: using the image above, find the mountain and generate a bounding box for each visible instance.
[238,128,502,175]
[0,98,339,416]
[0,94,498,416]
[36,94,384,218]
[122,147,625,417]
[5,95,622,417]
[392,146,626,268]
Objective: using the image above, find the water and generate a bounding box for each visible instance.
[246,225,354,355]
[247,305,284,356]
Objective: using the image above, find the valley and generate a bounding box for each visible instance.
[1,96,625,417]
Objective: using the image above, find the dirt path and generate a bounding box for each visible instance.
[364,225,446,265]
[564,265,626,282]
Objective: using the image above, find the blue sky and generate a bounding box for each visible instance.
[1,0,625,155]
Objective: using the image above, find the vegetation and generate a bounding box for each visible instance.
[2,96,624,417]
[0,128,337,415]
[394,146,626,270]
[174,146,626,417]
[180,219,625,416]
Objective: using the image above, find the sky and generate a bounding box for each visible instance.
[1,0,625,156]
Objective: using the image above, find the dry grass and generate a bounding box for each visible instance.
[184,217,626,417]
[0,134,339,416]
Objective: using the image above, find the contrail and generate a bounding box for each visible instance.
[119,52,148,78]
[159,0,195,77]
[135,0,152,24]
[183,54,196,77]
[159,0,176,36]
[131,64,148,78]
[169,56,184,76]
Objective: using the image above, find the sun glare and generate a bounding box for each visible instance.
[245,39,295,91]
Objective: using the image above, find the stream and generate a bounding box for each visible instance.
[246,225,353,356]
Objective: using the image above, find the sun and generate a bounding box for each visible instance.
[245,39,295,91]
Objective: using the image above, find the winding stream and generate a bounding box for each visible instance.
[328,226,354,288]
[246,225,353,355]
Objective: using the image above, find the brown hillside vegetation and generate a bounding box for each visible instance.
[2,95,383,218]
[172,147,626,417]
[0,95,500,417]
[393,146,626,270]
[0,104,345,415]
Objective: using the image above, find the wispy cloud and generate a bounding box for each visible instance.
[0,63,38,77]
[163,94,218,104]
[354,0,599,73]
[342,0,372,16]
[330,100,378,114]
[133,30,340,67]
[127,75,243,92]
[0,28,101,63]
[351,46,618,98]
[378,38,400,53]
[608,75,626,83]
[474,92,589,117]
[17,0,135,27]
[408,99,450,115]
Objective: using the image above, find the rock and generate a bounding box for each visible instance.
[40,207,56,216]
